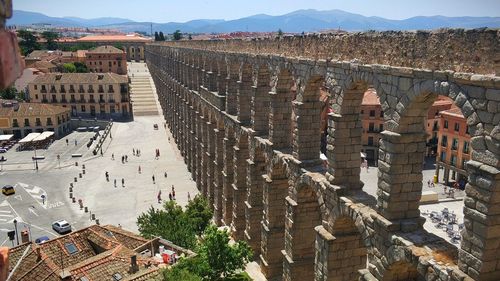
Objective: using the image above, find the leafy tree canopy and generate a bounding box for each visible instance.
[173,30,182,41]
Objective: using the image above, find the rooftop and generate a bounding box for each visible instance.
[362,89,380,106]
[88,45,124,54]
[6,225,181,281]
[440,105,465,119]
[77,34,152,43]
[30,73,128,85]
[0,100,70,118]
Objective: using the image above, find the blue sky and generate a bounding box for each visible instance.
[13,0,500,22]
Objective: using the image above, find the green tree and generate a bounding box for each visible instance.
[17,30,40,55]
[159,31,165,41]
[137,201,197,249]
[188,34,193,40]
[74,62,88,73]
[62,63,76,73]
[154,31,159,41]
[0,87,18,100]
[173,30,182,41]
[277,29,283,36]
[163,266,202,281]
[185,195,213,235]
[197,225,252,280]
[41,31,59,50]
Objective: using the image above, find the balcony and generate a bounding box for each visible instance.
[51,99,58,103]
[79,99,86,103]
[98,89,104,93]
[41,89,47,93]
[108,99,115,103]
[69,88,75,93]
[88,89,95,93]
[35,122,42,127]
[99,99,106,103]
[61,99,68,103]
[89,99,96,103]
[12,122,19,128]
[70,98,76,103]
[78,89,85,93]
[60,89,66,93]
[42,99,48,103]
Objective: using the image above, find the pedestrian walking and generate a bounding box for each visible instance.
[444,186,448,195]
[125,155,128,162]
[112,153,114,160]
[66,139,69,145]
[138,165,142,174]
[164,171,167,178]
[122,178,125,187]
[187,192,191,202]
[157,190,162,203]
[152,175,155,184]
[74,139,77,146]
[105,171,109,181]
[121,155,124,163]
[133,148,136,156]
[114,179,117,187]
[169,193,172,201]
[427,180,431,188]
[171,185,175,194]
[172,189,175,200]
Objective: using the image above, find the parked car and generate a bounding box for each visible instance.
[0,148,7,153]
[2,185,15,195]
[35,236,50,244]
[52,220,72,234]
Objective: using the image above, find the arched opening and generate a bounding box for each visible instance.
[283,184,322,281]
[269,68,295,150]
[225,60,239,115]
[213,117,225,225]
[222,125,236,226]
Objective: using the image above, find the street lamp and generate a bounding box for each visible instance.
[13,219,19,246]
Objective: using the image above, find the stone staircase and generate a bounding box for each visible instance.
[129,75,159,116]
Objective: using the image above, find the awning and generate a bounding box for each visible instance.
[33,131,55,142]
[0,134,13,141]
[18,133,41,144]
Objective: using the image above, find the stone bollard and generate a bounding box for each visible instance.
[95,219,100,225]
[75,162,78,166]
[91,214,95,220]
[82,169,86,174]
[69,192,73,198]
[79,173,82,178]
[84,206,88,213]
[74,177,77,182]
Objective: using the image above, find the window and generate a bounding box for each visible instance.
[450,155,457,166]
[441,135,448,147]
[118,61,121,67]
[368,137,374,146]
[35,118,41,126]
[108,85,114,93]
[360,110,364,115]
[454,123,460,132]
[12,119,18,127]
[41,85,46,92]
[444,120,448,129]
[99,61,102,65]
[440,151,447,162]
[64,242,79,254]
[379,124,383,132]
[52,95,57,102]
[34,85,38,90]
[368,123,375,132]
[466,126,470,135]
[35,94,38,99]
[463,141,470,154]
[81,105,86,112]
[110,105,115,113]
[369,110,375,117]
[109,61,112,67]
[451,138,459,150]
[433,121,438,131]
[380,110,384,118]
[24,118,30,127]
[46,118,52,126]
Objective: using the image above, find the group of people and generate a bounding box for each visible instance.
[157,185,188,203]
[427,179,457,198]
[133,148,142,156]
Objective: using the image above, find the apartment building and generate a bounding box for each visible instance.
[435,106,471,187]
[86,45,127,75]
[28,73,132,120]
[0,99,71,139]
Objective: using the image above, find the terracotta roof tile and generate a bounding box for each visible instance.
[0,101,70,118]
[30,73,128,84]
[88,45,124,54]
[77,34,152,43]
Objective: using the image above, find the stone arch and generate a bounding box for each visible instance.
[283,181,323,281]
[221,124,236,226]
[380,246,424,281]
[231,128,250,240]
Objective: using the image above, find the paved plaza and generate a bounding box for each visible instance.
[0,62,198,246]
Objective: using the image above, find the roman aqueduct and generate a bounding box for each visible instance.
[146,29,500,281]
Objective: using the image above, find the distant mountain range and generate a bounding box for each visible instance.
[8,9,500,33]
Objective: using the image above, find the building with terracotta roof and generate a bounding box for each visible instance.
[25,50,79,72]
[7,224,195,281]
[435,106,471,186]
[86,46,127,75]
[28,73,132,120]
[74,34,152,61]
[0,99,71,139]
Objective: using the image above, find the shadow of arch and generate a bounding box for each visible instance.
[381,246,425,281]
